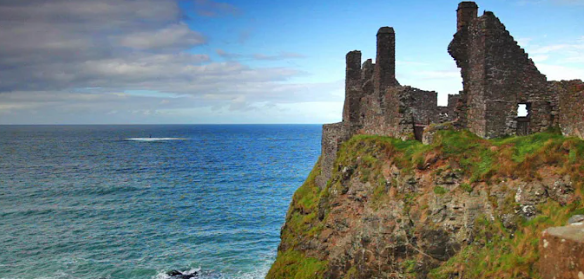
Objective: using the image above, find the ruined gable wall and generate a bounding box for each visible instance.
[462,16,488,137]
[450,5,554,138]
[448,2,478,131]
[449,5,488,137]
[481,13,517,138]
[481,12,552,138]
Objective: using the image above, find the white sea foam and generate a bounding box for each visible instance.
[231,264,271,279]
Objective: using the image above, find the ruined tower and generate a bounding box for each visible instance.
[456,2,478,31]
[373,27,397,96]
[342,51,362,123]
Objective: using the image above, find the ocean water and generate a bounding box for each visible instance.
[0,125,322,279]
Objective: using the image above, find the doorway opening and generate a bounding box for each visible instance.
[516,103,531,136]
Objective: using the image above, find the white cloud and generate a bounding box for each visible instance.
[524,36,584,81]
[517,37,533,46]
[416,70,460,79]
[530,43,584,54]
[531,55,549,62]
[564,55,584,63]
[551,0,584,5]
[216,49,306,61]
[193,0,241,17]
[119,24,206,50]
[0,0,339,124]
[538,64,584,80]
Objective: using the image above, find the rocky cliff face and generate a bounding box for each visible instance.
[267,129,584,279]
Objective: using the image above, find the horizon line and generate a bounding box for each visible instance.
[0,123,327,126]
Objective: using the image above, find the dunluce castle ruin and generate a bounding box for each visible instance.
[317,1,584,188]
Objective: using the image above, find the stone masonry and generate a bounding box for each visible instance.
[449,2,556,138]
[317,27,456,188]
[552,80,584,139]
[316,1,584,188]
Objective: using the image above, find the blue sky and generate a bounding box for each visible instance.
[0,0,582,124]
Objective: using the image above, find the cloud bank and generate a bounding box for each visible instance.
[0,0,339,124]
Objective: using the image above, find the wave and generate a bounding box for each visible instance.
[125,138,188,142]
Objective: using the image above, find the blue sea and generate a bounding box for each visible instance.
[0,125,322,279]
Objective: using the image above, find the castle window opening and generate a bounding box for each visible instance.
[517,103,529,117]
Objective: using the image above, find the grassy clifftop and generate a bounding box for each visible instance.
[268,129,584,279]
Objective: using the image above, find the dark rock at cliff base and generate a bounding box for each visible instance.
[166,270,198,279]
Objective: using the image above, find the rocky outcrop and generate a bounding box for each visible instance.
[540,222,584,279]
[166,269,199,279]
[269,130,584,279]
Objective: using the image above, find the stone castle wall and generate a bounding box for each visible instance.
[438,94,461,123]
[318,27,449,188]
[554,80,584,139]
[318,1,584,188]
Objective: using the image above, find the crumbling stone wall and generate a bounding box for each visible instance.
[358,91,398,137]
[554,80,584,139]
[316,123,355,189]
[449,3,555,138]
[318,27,442,188]
[361,59,374,94]
[409,88,439,125]
[359,86,430,139]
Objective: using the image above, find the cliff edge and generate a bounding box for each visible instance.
[268,129,584,279]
